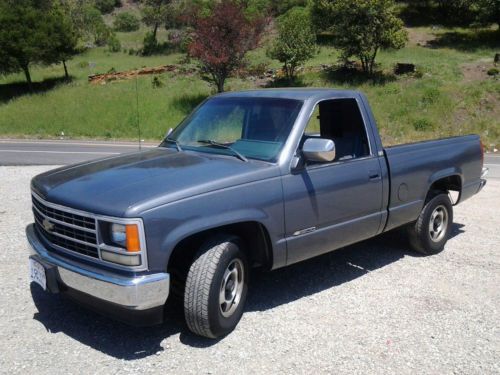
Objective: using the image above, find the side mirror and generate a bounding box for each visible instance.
[302,138,336,162]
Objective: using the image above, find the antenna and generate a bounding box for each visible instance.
[135,75,142,151]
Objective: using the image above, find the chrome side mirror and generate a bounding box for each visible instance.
[302,138,336,162]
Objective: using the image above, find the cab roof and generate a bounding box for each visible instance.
[215,88,361,102]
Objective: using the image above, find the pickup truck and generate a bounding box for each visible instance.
[26,89,488,338]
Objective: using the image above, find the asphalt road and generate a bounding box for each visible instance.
[0,139,155,166]
[484,153,500,179]
[1,139,499,179]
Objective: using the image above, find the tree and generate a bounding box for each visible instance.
[268,7,317,80]
[243,0,308,16]
[312,0,407,74]
[82,6,112,45]
[397,0,499,27]
[188,0,266,92]
[113,12,140,32]
[472,0,500,26]
[45,4,79,79]
[0,0,78,85]
[141,0,171,42]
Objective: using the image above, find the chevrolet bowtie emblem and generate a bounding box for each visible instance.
[42,218,54,232]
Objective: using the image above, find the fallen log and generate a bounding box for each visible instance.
[88,65,178,84]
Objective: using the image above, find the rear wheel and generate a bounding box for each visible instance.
[408,193,453,255]
[184,235,248,338]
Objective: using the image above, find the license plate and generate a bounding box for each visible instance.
[29,258,46,290]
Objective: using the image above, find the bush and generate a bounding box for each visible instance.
[107,34,121,52]
[95,24,112,46]
[267,7,317,80]
[487,67,499,76]
[152,76,164,88]
[95,0,119,14]
[83,7,112,46]
[247,62,269,77]
[113,12,140,32]
[142,31,159,56]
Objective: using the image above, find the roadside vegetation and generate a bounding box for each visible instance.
[0,0,498,149]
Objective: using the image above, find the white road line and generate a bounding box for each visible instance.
[0,140,155,148]
[0,150,119,155]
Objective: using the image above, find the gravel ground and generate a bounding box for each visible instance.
[0,166,498,375]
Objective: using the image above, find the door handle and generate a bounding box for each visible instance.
[368,170,381,180]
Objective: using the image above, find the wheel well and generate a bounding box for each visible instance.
[427,175,462,203]
[167,222,273,298]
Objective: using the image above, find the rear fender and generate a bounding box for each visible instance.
[427,168,463,202]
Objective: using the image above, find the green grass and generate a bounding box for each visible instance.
[0,26,499,149]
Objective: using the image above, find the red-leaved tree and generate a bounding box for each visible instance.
[188,0,266,93]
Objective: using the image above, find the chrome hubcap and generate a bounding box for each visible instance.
[429,205,448,242]
[219,259,244,317]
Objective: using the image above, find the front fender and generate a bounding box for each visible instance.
[141,177,286,273]
[160,208,269,257]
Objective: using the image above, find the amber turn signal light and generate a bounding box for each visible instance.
[125,224,140,252]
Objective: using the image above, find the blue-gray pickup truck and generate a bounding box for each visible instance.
[27,89,488,338]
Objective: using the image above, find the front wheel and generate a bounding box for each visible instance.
[184,235,248,338]
[408,192,453,255]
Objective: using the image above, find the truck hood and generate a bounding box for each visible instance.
[31,148,280,217]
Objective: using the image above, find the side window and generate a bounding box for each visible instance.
[305,105,320,135]
[303,99,370,161]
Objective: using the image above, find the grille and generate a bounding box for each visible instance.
[32,194,99,259]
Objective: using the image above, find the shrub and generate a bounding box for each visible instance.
[267,7,317,80]
[247,62,269,77]
[95,0,119,14]
[113,12,140,32]
[107,34,121,52]
[487,67,499,76]
[152,76,164,88]
[142,31,159,56]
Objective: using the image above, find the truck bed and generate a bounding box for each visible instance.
[383,135,484,231]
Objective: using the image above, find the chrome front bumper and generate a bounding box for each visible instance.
[26,224,169,311]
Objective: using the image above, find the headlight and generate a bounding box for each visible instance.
[110,223,126,247]
[97,217,147,270]
[109,223,141,252]
[98,221,144,267]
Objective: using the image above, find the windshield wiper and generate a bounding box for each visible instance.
[196,139,248,162]
[163,137,182,152]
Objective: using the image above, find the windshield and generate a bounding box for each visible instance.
[161,96,303,161]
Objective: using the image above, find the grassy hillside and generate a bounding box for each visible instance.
[0,22,498,149]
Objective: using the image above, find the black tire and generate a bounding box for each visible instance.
[408,192,453,255]
[184,235,248,338]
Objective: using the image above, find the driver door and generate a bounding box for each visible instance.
[282,98,384,265]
